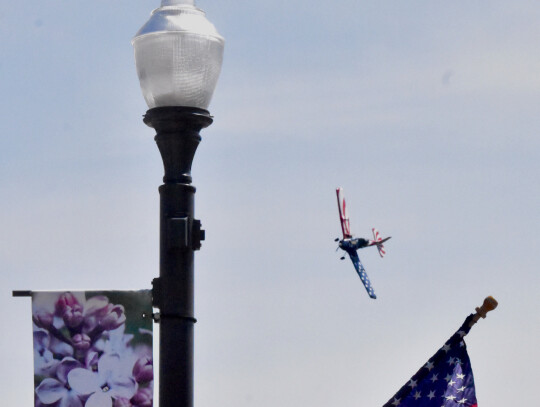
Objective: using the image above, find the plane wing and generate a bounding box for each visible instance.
[347,251,377,299]
[336,187,352,239]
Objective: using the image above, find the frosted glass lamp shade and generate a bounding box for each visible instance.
[133,0,224,110]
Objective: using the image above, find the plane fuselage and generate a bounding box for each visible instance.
[339,237,370,253]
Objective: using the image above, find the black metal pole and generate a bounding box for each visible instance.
[144,106,212,407]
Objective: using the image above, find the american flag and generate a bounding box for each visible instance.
[383,314,478,407]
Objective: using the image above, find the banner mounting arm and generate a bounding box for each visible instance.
[12,290,32,297]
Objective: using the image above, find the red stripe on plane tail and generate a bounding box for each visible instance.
[336,188,352,239]
[372,228,386,258]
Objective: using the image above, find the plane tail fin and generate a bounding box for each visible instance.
[372,228,387,258]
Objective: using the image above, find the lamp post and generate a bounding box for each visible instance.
[132,2,224,407]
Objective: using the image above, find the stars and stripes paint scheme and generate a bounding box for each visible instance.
[348,250,376,299]
[372,228,387,258]
[382,314,478,407]
[337,187,352,239]
[335,188,391,299]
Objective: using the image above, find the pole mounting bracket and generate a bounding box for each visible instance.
[166,217,205,251]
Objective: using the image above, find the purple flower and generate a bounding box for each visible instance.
[63,304,84,328]
[72,334,91,351]
[33,309,54,329]
[55,293,82,316]
[132,357,153,383]
[83,296,127,333]
[56,357,83,383]
[93,325,134,362]
[82,296,111,333]
[34,329,59,377]
[35,378,83,407]
[35,358,83,407]
[68,353,138,407]
[114,398,133,407]
[85,350,100,370]
[50,336,74,359]
[131,387,152,407]
[55,293,84,329]
[100,304,127,331]
[34,329,75,377]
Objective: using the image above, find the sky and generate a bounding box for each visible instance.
[1,0,539,405]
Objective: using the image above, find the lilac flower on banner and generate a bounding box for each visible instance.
[114,398,133,407]
[132,357,153,383]
[100,304,127,331]
[131,387,152,407]
[56,293,84,328]
[35,378,83,407]
[72,334,91,351]
[34,329,60,377]
[35,358,83,407]
[93,324,135,372]
[83,296,126,333]
[34,328,74,376]
[68,353,138,407]
[33,309,54,329]
[81,295,111,333]
[55,293,83,316]
[85,350,100,371]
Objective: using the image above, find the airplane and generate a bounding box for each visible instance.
[335,187,391,299]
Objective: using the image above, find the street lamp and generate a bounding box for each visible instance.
[132,1,224,407]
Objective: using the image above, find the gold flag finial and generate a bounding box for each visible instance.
[469,296,498,327]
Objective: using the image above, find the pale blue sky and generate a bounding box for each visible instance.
[1,1,539,406]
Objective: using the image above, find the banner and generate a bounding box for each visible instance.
[32,290,153,407]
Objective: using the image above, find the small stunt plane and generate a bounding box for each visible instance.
[335,187,391,299]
